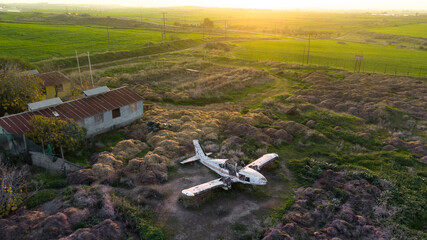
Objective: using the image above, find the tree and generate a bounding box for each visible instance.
[0,164,36,218]
[25,116,86,158]
[0,69,44,117]
[201,18,214,28]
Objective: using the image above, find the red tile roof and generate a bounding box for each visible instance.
[0,87,143,135]
[39,71,70,86]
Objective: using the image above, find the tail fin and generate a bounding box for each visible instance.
[193,140,206,159]
[180,140,207,164]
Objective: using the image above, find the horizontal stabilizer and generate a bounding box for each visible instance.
[180,152,212,164]
[181,155,199,164]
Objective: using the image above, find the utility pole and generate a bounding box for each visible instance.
[306,34,311,64]
[107,26,110,45]
[75,50,82,87]
[224,20,227,41]
[87,51,94,88]
[162,12,167,42]
[302,45,306,64]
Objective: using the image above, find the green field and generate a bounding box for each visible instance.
[370,23,427,38]
[233,40,427,76]
[0,22,203,61]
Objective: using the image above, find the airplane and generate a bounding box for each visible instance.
[180,140,279,197]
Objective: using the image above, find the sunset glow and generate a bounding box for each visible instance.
[3,0,427,10]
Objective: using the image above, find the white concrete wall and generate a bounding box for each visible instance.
[30,151,82,172]
[81,101,143,137]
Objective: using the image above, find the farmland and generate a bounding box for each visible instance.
[0,22,204,61]
[370,23,427,38]
[233,40,427,76]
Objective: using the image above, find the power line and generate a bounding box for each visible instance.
[162,12,167,42]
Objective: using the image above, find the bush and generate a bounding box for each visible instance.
[25,189,58,209]
[112,194,163,240]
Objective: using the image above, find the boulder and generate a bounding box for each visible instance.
[67,169,96,185]
[112,139,149,160]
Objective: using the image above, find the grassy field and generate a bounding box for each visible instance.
[370,23,427,38]
[233,40,427,76]
[0,22,203,62]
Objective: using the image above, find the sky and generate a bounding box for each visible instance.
[2,0,427,10]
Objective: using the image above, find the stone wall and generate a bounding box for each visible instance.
[30,151,83,172]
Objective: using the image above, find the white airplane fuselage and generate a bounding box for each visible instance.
[199,155,268,186]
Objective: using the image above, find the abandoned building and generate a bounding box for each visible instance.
[20,70,72,100]
[0,86,144,145]
[39,71,72,99]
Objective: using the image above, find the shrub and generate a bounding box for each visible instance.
[25,189,58,209]
[112,194,163,240]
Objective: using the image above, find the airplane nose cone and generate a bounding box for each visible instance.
[182,190,195,197]
[260,177,267,185]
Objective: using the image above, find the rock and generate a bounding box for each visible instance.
[305,120,316,128]
[112,139,149,160]
[382,145,396,151]
[29,212,73,240]
[63,208,90,225]
[67,169,96,185]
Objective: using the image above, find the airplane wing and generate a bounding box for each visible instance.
[246,153,278,171]
[182,178,226,197]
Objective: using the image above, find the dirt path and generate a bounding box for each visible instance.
[145,159,291,240]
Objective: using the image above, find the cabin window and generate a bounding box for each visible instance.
[245,177,250,182]
[112,108,121,119]
[94,113,104,125]
[219,164,225,168]
[130,103,137,113]
[239,174,246,181]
